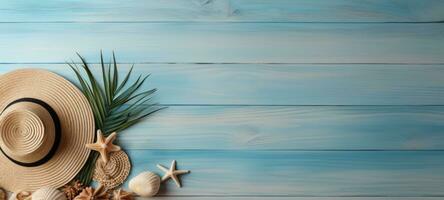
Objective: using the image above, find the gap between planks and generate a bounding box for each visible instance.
[2,64,444,105]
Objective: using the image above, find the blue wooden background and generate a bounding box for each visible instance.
[1,0,444,199]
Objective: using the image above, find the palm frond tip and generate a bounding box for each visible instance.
[68,52,164,184]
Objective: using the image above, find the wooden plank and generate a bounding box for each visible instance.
[118,106,444,150]
[2,64,444,105]
[0,23,443,64]
[2,66,444,150]
[1,60,443,150]
[124,150,444,196]
[1,0,443,22]
[120,106,444,150]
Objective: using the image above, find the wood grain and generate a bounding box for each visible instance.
[116,106,444,150]
[1,0,443,22]
[0,23,443,64]
[2,64,444,105]
[1,62,443,150]
[125,150,444,196]
[2,1,443,198]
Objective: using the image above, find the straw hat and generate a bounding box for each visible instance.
[0,69,95,191]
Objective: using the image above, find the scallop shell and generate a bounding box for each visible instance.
[128,171,161,197]
[31,187,66,200]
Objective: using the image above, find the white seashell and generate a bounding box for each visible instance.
[129,171,161,197]
[8,191,31,200]
[31,187,66,200]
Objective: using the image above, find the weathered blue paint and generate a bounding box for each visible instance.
[118,106,444,150]
[125,150,444,196]
[1,64,444,105]
[0,1,443,199]
[1,0,443,22]
[0,23,443,63]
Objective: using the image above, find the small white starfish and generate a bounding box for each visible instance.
[157,160,190,188]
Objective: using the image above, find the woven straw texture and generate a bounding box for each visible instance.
[0,69,95,191]
[0,188,5,200]
[93,150,131,189]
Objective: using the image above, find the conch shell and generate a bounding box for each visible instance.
[31,187,66,200]
[128,171,160,197]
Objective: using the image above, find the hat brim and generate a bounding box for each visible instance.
[0,69,94,191]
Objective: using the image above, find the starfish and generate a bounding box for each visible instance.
[113,188,132,200]
[157,160,190,188]
[85,130,121,164]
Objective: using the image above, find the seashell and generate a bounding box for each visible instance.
[8,191,31,200]
[128,171,160,197]
[32,187,67,200]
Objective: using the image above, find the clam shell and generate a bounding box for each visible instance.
[129,171,161,197]
[31,187,66,200]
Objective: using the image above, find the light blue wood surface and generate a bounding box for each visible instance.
[0,0,443,199]
[118,106,444,150]
[125,150,444,196]
[0,23,443,64]
[2,64,444,105]
[1,0,443,22]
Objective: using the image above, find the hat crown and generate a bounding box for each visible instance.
[0,102,55,164]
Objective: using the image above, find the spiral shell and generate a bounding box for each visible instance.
[128,172,160,197]
[32,187,66,200]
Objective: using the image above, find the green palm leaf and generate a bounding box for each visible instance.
[68,52,164,184]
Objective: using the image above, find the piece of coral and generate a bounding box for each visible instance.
[74,185,109,200]
[62,180,85,200]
